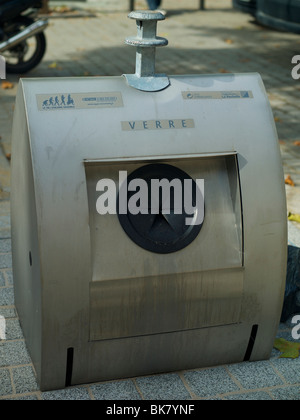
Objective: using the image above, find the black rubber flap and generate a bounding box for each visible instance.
[117,163,204,254]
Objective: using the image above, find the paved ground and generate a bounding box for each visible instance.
[0,0,300,400]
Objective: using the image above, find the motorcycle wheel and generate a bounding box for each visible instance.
[3,16,46,74]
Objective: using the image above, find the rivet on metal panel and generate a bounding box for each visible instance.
[124,11,170,92]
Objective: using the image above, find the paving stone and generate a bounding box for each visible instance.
[183,367,240,398]
[224,391,273,400]
[135,374,191,400]
[5,319,23,341]
[271,357,300,385]
[227,361,284,390]
[0,272,5,287]
[42,387,91,400]
[0,287,14,306]
[0,341,31,367]
[269,386,300,400]
[0,369,13,397]
[0,254,12,269]
[90,380,142,400]
[12,366,39,395]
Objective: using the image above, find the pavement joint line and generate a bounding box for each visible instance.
[269,362,291,386]
[131,378,146,400]
[224,365,244,391]
[177,371,196,399]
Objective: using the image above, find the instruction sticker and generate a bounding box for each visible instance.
[182,91,254,100]
[37,92,124,111]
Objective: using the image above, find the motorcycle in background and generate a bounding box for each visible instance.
[0,0,48,73]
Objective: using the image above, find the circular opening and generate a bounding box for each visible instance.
[117,163,204,254]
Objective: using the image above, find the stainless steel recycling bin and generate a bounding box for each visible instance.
[11,12,287,391]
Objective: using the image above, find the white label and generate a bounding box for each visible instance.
[121,119,195,131]
[37,92,124,111]
[182,91,253,100]
[0,55,6,80]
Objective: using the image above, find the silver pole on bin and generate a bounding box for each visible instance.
[124,11,170,92]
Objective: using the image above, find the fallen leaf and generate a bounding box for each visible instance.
[288,212,300,223]
[294,141,300,146]
[274,116,281,123]
[225,39,234,44]
[285,175,295,187]
[274,338,300,359]
[1,81,14,89]
[51,6,73,13]
[48,62,62,71]
[219,68,230,74]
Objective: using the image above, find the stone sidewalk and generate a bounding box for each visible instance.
[0,0,300,400]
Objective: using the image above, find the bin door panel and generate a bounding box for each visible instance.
[85,154,244,341]
[90,269,244,341]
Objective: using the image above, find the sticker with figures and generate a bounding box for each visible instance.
[36,92,124,111]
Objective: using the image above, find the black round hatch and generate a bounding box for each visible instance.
[117,163,204,254]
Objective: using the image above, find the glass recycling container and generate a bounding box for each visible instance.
[11,11,287,391]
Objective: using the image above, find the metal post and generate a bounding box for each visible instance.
[200,0,205,10]
[124,11,170,91]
